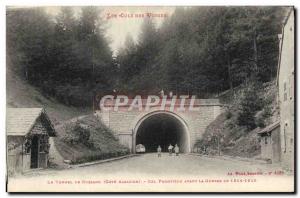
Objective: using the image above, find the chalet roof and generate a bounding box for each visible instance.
[257,121,280,135]
[6,108,56,137]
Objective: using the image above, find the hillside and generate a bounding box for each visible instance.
[7,70,129,165]
[195,81,279,158]
[6,69,91,124]
[54,115,129,164]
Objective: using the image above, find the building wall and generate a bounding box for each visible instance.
[31,117,49,135]
[260,135,272,160]
[278,9,294,171]
[272,127,281,163]
[259,127,280,163]
[7,118,51,174]
[7,136,29,174]
[97,99,222,152]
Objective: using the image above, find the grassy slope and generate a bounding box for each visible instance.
[6,70,91,123]
[198,81,279,158]
[54,115,129,164]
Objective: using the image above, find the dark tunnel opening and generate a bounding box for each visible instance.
[135,113,189,153]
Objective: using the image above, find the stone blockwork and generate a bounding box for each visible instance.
[96,99,223,153]
[277,8,294,172]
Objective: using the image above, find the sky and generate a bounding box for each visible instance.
[44,6,175,55]
[102,7,175,55]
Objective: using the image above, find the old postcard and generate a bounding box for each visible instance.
[6,6,295,192]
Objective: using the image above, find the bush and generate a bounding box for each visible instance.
[225,110,232,119]
[71,149,130,164]
[62,121,92,147]
[237,84,263,130]
[255,106,272,128]
[255,111,265,128]
[58,115,130,164]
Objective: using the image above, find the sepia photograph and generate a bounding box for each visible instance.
[5,5,295,192]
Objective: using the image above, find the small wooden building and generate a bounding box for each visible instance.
[257,121,281,163]
[6,108,56,174]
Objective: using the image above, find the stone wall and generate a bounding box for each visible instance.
[96,99,222,153]
[278,9,294,171]
[259,126,280,163]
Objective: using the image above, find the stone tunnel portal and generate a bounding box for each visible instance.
[134,112,190,153]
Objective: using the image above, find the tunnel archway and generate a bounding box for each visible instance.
[133,111,190,153]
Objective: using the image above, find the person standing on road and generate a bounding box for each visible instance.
[157,145,162,157]
[168,144,173,156]
[175,144,179,156]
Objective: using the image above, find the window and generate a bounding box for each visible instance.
[284,82,287,101]
[39,135,49,153]
[290,71,294,100]
[284,123,288,153]
[288,78,291,98]
[284,82,287,90]
[284,93,288,101]
[24,138,31,154]
[264,137,268,144]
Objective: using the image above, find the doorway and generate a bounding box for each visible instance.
[30,136,39,168]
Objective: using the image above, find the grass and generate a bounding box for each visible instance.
[54,115,129,164]
[6,70,91,124]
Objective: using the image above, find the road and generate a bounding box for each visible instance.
[8,153,293,192]
[59,153,281,176]
[15,153,285,177]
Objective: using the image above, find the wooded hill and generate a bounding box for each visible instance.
[7,7,286,106]
[117,7,285,96]
[195,81,279,158]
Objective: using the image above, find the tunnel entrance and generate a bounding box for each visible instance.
[134,113,189,153]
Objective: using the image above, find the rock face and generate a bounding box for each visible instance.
[96,99,223,153]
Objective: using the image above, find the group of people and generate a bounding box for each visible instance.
[157,144,180,157]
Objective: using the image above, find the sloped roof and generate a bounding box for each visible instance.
[6,108,56,136]
[257,121,280,135]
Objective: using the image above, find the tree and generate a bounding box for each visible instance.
[7,8,53,83]
[7,7,114,106]
[51,7,78,85]
[116,7,285,97]
[7,6,286,107]
[117,34,138,87]
[237,83,263,129]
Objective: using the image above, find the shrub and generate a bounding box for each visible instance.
[255,111,265,128]
[62,121,92,147]
[71,149,130,164]
[255,106,272,128]
[237,84,263,130]
[225,110,232,119]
